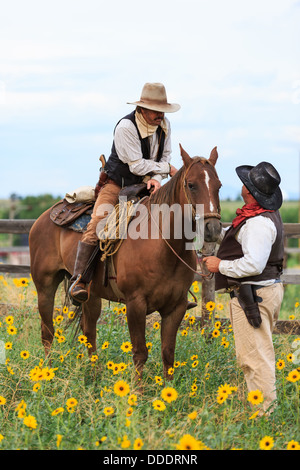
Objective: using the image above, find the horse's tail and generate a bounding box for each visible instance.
[62,273,83,342]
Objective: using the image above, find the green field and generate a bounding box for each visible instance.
[220,199,300,224]
[1,197,299,223]
[0,198,299,451]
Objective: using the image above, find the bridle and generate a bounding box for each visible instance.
[182,157,221,222]
[150,158,221,278]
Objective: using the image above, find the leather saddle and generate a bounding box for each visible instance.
[118,183,149,202]
[50,199,94,228]
[50,183,150,232]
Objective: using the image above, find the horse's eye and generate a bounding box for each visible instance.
[188,182,196,191]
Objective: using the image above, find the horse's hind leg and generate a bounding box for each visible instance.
[35,272,65,356]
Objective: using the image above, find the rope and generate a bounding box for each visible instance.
[98,200,136,261]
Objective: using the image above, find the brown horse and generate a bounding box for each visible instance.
[29,145,222,379]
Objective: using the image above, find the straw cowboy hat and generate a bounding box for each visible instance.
[127,82,180,113]
[236,161,283,211]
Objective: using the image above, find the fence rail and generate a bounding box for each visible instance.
[0,219,35,234]
[0,219,300,335]
[0,219,34,273]
[1,219,300,281]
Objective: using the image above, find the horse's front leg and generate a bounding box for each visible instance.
[126,297,148,382]
[160,300,187,380]
[81,293,102,354]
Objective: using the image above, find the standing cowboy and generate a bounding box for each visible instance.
[204,162,284,414]
[69,83,180,304]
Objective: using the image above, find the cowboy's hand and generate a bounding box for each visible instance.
[147,179,161,194]
[203,256,221,273]
[169,164,178,177]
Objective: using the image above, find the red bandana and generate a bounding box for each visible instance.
[232,203,274,228]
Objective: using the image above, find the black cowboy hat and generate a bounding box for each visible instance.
[236,161,283,210]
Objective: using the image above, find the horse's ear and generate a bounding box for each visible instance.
[209,146,218,166]
[179,144,192,168]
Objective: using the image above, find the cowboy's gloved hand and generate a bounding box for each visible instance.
[203,256,221,273]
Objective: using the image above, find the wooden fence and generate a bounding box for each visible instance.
[0,218,300,334]
[0,219,33,273]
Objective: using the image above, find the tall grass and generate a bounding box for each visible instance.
[0,275,299,450]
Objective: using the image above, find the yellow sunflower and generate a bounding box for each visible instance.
[176,434,202,450]
[206,301,215,312]
[161,386,178,403]
[113,380,130,397]
[259,435,274,450]
[247,389,264,405]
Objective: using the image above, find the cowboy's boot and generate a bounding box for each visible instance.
[69,241,99,305]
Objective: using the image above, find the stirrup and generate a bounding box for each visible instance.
[69,274,92,305]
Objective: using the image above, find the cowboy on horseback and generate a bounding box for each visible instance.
[69,83,181,304]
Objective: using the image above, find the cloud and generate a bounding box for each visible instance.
[281,126,300,144]
[1,90,114,115]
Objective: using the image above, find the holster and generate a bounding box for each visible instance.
[95,171,109,199]
[230,282,263,328]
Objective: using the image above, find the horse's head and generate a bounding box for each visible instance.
[180,144,222,243]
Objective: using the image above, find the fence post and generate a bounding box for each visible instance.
[201,242,216,323]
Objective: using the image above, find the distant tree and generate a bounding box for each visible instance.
[1,194,61,246]
[17,194,61,220]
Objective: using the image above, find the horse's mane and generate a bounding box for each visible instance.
[148,165,185,206]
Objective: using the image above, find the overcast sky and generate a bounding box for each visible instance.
[1,0,300,201]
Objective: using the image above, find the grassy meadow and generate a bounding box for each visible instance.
[0,198,299,451]
[0,274,299,451]
[220,199,300,224]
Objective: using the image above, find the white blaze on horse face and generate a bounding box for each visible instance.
[204,170,215,213]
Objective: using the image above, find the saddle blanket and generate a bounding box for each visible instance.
[69,213,91,233]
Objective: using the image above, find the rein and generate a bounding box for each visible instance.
[149,214,214,279]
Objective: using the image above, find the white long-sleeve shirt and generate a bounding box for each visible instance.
[113,117,172,184]
[219,215,278,286]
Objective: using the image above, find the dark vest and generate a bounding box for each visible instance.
[104,110,166,187]
[215,210,284,290]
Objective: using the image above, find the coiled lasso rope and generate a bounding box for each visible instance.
[98,199,136,261]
